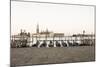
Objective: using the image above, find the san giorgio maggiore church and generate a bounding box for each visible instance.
[33,24,64,37]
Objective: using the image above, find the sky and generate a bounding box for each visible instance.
[11,1,95,35]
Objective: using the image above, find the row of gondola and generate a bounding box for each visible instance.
[11,40,93,48]
[31,40,92,48]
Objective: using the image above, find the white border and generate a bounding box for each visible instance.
[0,0,98,67]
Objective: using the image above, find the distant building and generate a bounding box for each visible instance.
[53,33,64,37]
[32,24,64,37]
[72,33,95,46]
[11,29,31,47]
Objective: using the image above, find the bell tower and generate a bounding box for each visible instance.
[36,24,39,33]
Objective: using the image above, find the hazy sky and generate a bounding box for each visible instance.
[11,1,95,35]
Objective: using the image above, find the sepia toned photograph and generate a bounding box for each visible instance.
[11,0,96,66]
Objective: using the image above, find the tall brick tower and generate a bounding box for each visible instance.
[36,24,39,33]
